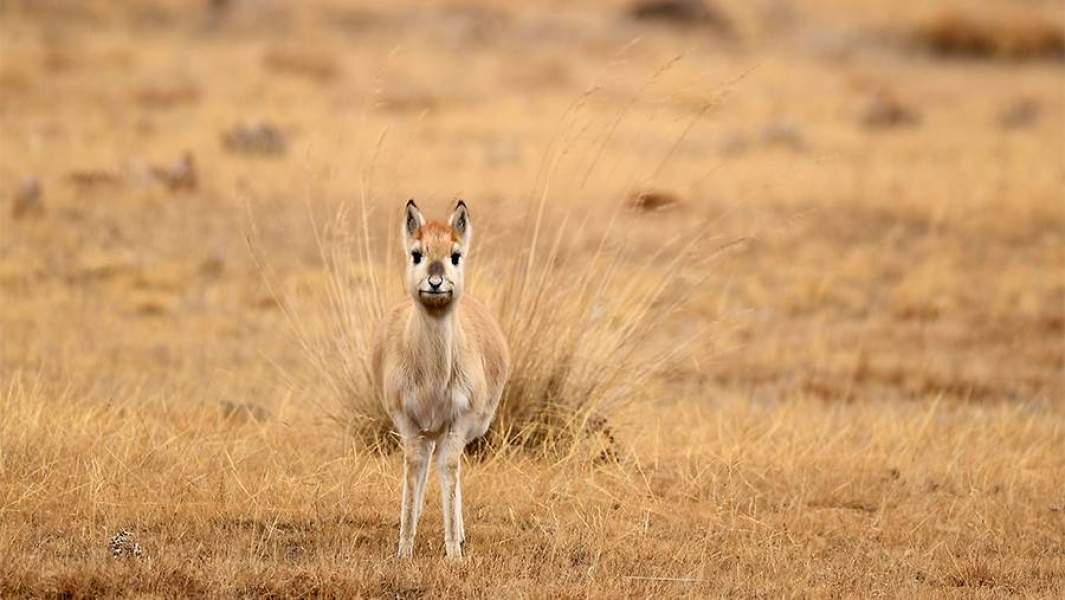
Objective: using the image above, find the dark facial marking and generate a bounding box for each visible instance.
[428,260,445,278]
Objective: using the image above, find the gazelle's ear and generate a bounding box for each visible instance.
[449,200,471,246]
[403,199,423,245]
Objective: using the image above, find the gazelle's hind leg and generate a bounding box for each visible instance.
[397,435,434,559]
[436,428,466,559]
[452,409,495,554]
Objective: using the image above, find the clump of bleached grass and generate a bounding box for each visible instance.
[258,193,704,460]
[244,57,746,459]
[483,208,699,459]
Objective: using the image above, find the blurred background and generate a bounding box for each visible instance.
[1,0,1062,406]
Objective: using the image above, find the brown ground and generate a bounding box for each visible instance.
[1,0,1063,597]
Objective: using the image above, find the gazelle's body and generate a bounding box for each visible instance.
[372,200,509,559]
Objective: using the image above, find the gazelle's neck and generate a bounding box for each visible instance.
[409,303,460,378]
[413,305,455,339]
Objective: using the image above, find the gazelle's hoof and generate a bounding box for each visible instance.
[396,541,414,559]
[444,540,464,560]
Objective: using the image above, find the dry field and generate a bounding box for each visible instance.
[1,0,1064,597]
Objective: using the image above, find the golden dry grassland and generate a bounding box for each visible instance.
[1,0,1063,597]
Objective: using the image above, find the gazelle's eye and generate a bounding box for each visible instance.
[411,251,422,265]
[451,252,461,266]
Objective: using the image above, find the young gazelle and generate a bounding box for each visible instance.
[372,199,510,559]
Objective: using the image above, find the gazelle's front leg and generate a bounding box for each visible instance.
[436,429,466,559]
[454,473,464,548]
[397,434,434,559]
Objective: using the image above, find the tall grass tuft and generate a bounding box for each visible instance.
[251,70,730,458]
[484,208,697,459]
[259,192,700,460]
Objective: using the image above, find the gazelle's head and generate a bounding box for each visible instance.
[401,199,471,314]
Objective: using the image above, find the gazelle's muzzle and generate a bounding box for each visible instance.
[418,260,454,307]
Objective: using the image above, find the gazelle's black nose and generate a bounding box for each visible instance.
[428,275,443,289]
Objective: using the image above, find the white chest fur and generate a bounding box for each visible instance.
[403,378,471,436]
